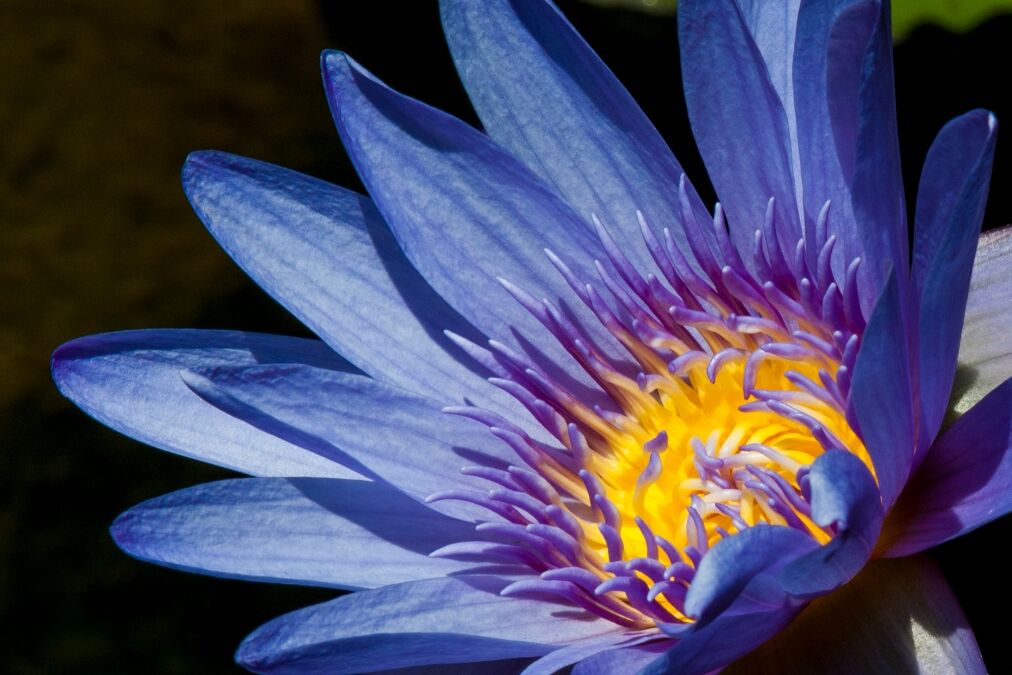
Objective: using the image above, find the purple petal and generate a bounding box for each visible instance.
[111,478,476,590]
[439,0,714,274]
[519,630,659,675]
[912,110,998,452]
[848,270,914,509]
[182,364,514,521]
[780,450,882,599]
[879,377,1012,558]
[51,329,355,478]
[828,0,907,305]
[235,575,621,673]
[640,605,802,675]
[722,556,984,674]
[571,641,672,675]
[182,150,508,411]
[793,0,863,279]
[378,660,535,675]
[679,0,801,263]
[737,1,801,111]
[737,0,804,222]
[685,525,818,624]
[320,51,627,379]
[951,225,1012,415]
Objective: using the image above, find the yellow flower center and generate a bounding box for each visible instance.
[579,351,870,563]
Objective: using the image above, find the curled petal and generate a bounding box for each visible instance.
[780,450,882,599]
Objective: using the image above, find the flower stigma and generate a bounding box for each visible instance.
[429,189,874,631]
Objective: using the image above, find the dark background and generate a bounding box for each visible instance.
[2,1,1009,673]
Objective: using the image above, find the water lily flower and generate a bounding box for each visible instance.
[51,0,1008,673]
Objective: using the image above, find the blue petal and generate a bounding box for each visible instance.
[828,0,908,306]
[723,556,985,674]
[737,0,804,230]
[51,329,356,478]
[780,450,882,599]
[111,477,476,590]
[321,51,628,380]
[952,225,1012,414]
[439,0,715,273]
[519,631,659,675]
[737,1,801,112]
[880,377,1012,558]
[793,0,863,279]
[182,364,515,521]
[679,0,801,262]
[848,270,914,509]
[640,604,802,675]
[182,150,505,410]
[685,525,817,624]
[235,575,621,673]
[570,641,671,675]
[379,660,535,675]
[912,111,998,449]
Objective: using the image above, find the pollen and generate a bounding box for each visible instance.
[432,193,874,631]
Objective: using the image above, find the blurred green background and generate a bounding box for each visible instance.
[2,1,1010,672]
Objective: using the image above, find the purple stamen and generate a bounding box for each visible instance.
[707,348,744,383]
[655,535,682,566]
[714,502,749,530]
[543,247,592,305]
[821,283,845,327]
[817,234,837,290]
[490,488,550,523]
[429,541,544,570]
[627,557,667,582]
[426,489,525,523]
[635,516,660,560]
[599,523,625,562]
[843,257,865,331]
[545,504,585,543]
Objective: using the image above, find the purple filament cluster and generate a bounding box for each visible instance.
[428,180,869,630]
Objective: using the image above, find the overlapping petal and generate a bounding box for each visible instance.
[780,450,882,598]
[685,525,816,624]
[724,556,985,674]
[880,377,1012,557]
[828,0,908,306]
[321,50,631,382]
[679,0,801,262]
[440,0,715,273]
[182,150,506,411]
[235,576,622,674]
[182,364,516,521]
[51,329,355,478]
[847,272,914,509]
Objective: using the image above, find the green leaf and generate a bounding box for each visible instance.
[577,0,1012,42]
[893,0,1012,40]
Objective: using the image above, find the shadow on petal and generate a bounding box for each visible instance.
[723,556,984,674]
